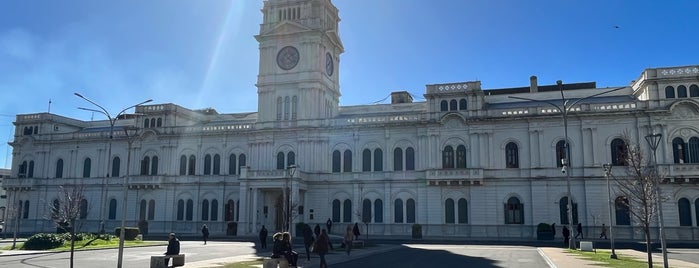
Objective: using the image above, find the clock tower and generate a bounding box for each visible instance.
[255,0,344,127]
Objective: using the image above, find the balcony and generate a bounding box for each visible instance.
[426,168,484,186]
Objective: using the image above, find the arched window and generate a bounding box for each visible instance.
[343,150,352,172]
[225,199,235,221]
[362,199,372,223]
[505,197,524,224]
[343,199,352,223]
[556,140,567,167]
[139,200,147,220]
[678,198,692,226]
[406,199,416,223]
[28,160,34,178]
[506,142,519,168]
[23,200,30,219]
[151,156,159,175]
[229,154,237,175]
[186,199,194,221]
[144,118,150,128]
[332,150,341,172]
[373,148,383,171]
[456,145,466,168]
[615,196,631,225]
[440,100,448,111]
[287,151,295,166]
[148,199,155,220]
[394,148,403,171]
[442,146,454,169]
[277,152,285,170]
[238,154,246,174]
[109,199,117,220]
[202,199,210,221]
[678,85,688,98]
[458,198,468,223]
[204,155,212,175]
[394,199,404,223]
[277,97,283,120]
[673,137,687,163]
[559,196,579,224]
[459,99,467,110]
[611,138,627,166]
[689,137,699,163]
[188,155,196,175]
[690,85,699,97]
[362,149,371,171]
[445,198,455,223]
[112,157,120,177]
[56,159,64,178]
[332,199,341,223]
[374,199,383,223]
[79,199,88,219]
[449,99,457,110]
[179,155,187,175]
[695,198,699,227]
[211,199,218,221]
[141,156,150,175]
[83,158,92,178]
[406,147,415,170]
[284,96,290,120]
[177,200,184,221]
[665,86,675,98]
[156,118,162,127]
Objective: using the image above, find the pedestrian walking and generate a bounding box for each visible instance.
[315,229,330,268]
[600,224,608,239]
[201,224,210,245]
[303,224,315,261]
[353,222,361,240]
[259,225,268,249]
[314,223,321,237]
[551,223,556,238]
[326,218,333,234]
[562,226,570,247]
[343,225,353,255]
[575,223,583,239]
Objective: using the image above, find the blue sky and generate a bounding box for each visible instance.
[1,0,698,169]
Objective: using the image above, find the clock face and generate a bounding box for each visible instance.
[277,46,300,70]
[325,52,334,76]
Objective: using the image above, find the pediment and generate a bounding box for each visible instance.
[261,21,312,36]
[668,100,699,119]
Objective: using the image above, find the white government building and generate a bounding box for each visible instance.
[5,0,699,240]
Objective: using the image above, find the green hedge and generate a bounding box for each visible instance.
[23,233,65,250]
[114,227,141,240]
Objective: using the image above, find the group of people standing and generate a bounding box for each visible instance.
[258,218,363,268]
[553,222,609,246]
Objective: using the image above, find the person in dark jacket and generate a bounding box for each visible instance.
[272,232,298,266]
[259,225,268,249]
[314,224,321,237]
[352,222,361,240]
[164,233,180,266]
[302,224,315,261]
[562,226,570,247]
[551,223,556,238]
[315,229,330,268]
[326,218,333,234]
[201,224,210,245]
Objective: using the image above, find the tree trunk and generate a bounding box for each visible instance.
[645,226,653,268]
[70,219,75,268]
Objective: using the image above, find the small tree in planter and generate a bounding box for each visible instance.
[412,224,422,239]
[536,223,554,240]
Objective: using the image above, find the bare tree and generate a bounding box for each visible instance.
[47,184,89,268]
[611,134,660,268]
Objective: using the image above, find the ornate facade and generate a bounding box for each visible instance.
[4,0,699,240]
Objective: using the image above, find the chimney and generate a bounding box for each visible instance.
[530,76,538,93]
[391,91,413,104]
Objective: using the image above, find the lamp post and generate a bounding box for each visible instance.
[509,82,625,249]
[74,93,152,234]
[602,163,617,259]
[645,133,667,268]
[74,93,151,268]
[285,165,296,233]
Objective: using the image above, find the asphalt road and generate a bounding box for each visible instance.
[329,244,549,268]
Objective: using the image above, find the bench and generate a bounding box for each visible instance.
[150,254,185,268]
[262,257,289,268]
[579,241,595,252]
[351,240,364,248]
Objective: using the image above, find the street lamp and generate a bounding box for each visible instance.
[285,165,296,233]
[74,93,152,234]
[602,163,617,259]
[509,82,626,249]
[645,133,668,268]
[74,93,152,268]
